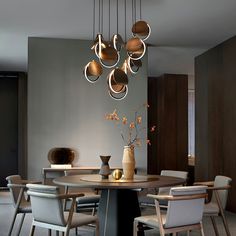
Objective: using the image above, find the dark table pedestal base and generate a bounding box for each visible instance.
[98,189,141,236]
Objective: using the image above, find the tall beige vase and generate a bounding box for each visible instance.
[122,146,135,179]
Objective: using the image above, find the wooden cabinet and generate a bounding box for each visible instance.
[147,74,188,174]
[195,36,236,212]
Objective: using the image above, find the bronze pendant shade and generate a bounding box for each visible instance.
[84,0,151,100]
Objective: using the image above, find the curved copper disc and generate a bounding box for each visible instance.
[100,46,118,61]
[91,34,104,50]
[108,86,128,100]
[107,70,126,93]
[126,38,143,52]
[132,21,151,40]
[127,58,142,74]
[87,60,103,76]
[113,68,128,85]
[84,61,101,83]
[127,39,146,60]
[112,34,124,51]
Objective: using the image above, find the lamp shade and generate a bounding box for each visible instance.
[84,60,103,83]
[132,20,151,41]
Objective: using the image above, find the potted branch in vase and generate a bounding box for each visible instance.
[105,103,156,179]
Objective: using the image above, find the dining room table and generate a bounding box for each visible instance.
[53,174,186,236]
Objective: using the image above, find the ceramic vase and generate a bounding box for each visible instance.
[122,146,135,179]
[99,155,111,179]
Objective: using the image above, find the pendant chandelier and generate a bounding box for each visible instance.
[84,0,151,100]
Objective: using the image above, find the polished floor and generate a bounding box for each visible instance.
[1,190,236,236]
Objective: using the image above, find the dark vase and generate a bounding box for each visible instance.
[99,155,111,179]
[48,148,75,164]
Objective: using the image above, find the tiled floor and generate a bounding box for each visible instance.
[1,190,236,236]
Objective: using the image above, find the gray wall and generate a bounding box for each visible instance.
[28,38,147,179]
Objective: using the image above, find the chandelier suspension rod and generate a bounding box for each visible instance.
[98,0,101,33]
[124,0,127,42]
[132,0,134,26]
[116,0,118,35]
[101,0,103,35]
[109,0,111,40]
[140,0,142,20]
[93,0,95,40]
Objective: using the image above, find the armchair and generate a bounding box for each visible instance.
[6,175,40,236]
[134,186,207,236]
[139,170,188,207]
[64,170,100,215]
[195,175,232,236]
[26,184,99,236]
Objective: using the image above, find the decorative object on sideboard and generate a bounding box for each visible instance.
[84,0,151,100]
[99,155,111,179]
[48,148,75,168]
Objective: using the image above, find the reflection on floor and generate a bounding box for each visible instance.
[1,190,236,235]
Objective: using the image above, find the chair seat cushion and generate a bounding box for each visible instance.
[64,212,97,228]
[204,202,219,215]
[134,214,166,229]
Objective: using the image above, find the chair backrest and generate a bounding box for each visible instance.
[159,170,188,195]
[211,175,232,210]
[164,186,207,228]
[6,175,27,207]
[27,184,66,226]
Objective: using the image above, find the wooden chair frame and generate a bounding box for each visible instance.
[27,187,99,236]
[134,193,207,236]
[7,183,30,236]
[6,175,41,236]
[194,180,232,236]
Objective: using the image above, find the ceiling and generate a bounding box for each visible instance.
[0,0,236,75]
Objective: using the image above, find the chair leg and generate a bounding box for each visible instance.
[210,216,219,236]
[200,221,205,236]
[7,208,18,236]
[187,230,190,236]
[95,219,99,236]
[221,212,231,236]
[75,227,78,235]
[17,213,25,236]
[133,220,138,236]
[29,225,36,236]
[48,229,51,236]
[65,229,70,236]
[56,231,59,236]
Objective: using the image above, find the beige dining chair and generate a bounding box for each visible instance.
[195,175,232,236]
[26,183,99,236]
[6,175,33,236]
[134,185,207,236]
[64,170,100,216]
[139,170,188,207]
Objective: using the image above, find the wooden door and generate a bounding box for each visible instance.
[148,74,188,174]
[0,76,18,186]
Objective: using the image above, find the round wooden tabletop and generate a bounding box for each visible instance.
[53,174,186,189]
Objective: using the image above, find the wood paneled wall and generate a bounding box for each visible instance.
[195,36,236,212]
[147,74,188,174]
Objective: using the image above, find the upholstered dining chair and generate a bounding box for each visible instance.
[6,175,34,236]
[195,175,232,236]
[26,184,99,236]
[139,170,188,207]
[64,170,100,216]
[134,185,207,236]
